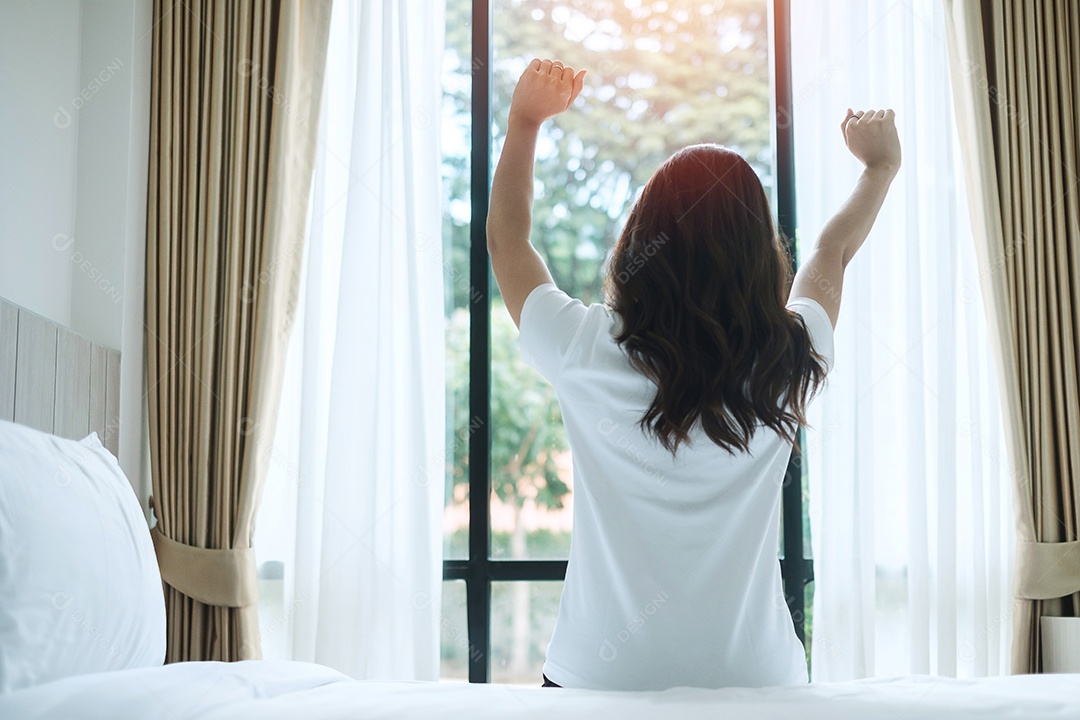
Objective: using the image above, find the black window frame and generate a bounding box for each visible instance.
[442,0,812,684]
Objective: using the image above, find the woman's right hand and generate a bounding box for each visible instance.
[841,108,901,175]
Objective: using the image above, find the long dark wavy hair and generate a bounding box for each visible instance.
[604,144,827,455]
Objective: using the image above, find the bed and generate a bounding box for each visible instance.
[2,660,1080,720]
[1,298,1079,720]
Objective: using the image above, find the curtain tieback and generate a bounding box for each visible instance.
[150,526,259,608]
[1015,540,1080,600]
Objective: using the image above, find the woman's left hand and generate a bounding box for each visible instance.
[508,58,586,127]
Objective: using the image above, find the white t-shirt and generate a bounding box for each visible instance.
[518,283,834,691]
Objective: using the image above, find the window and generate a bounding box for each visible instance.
[441,0,810,683]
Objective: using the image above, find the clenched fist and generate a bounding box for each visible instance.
[842,108,901,175]
[508,58,587,127]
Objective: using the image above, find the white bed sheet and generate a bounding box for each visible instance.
[2,660,1079,720]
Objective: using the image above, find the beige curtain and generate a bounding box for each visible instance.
[145,0,330,662]
[945,0,1080,674]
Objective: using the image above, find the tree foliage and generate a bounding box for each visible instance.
[446,307,569,512]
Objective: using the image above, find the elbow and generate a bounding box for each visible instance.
[485,217,523,257]
[813,241,853,272]
[485,211,504,256]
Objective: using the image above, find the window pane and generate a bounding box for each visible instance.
[488,304,573,559]
[491,581,564,684]
[443,0,472,560]
[439,580,471,680]
[489,1,773,559]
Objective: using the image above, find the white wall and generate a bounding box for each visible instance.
[0,0,152,505]
[69,0,153,507]
[0,0,82,326]
[71,0,139,350]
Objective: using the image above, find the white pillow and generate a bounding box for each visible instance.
[0,420,166,692]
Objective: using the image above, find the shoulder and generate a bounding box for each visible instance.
[519,284,615,380]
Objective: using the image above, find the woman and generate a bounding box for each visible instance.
[487,58,901,690]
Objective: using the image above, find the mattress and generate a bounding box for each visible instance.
[2,660,1079,719]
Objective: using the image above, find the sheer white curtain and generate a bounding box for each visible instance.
[254,0,446,680]
[792,0,1015,681]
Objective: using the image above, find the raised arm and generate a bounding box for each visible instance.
[789,108,902,327]
[487,58,585,327]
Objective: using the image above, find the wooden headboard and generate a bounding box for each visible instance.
[0,297,121,456]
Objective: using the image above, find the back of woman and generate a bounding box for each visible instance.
[486,57,900,690]
[520,283,833,689]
